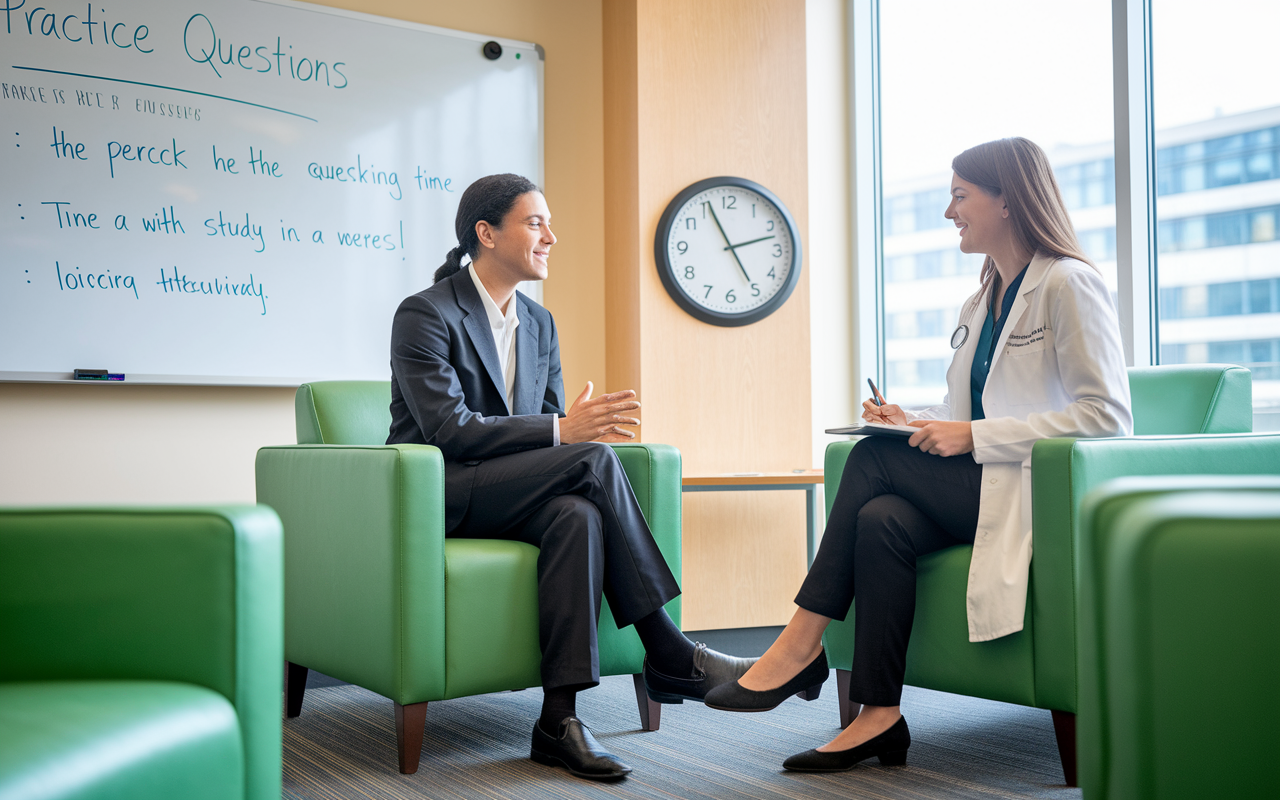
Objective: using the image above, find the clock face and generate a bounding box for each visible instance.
[654,177,802,327]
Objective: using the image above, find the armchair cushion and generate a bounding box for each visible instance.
[0,681,243,800]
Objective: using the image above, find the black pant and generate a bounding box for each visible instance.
[795,436,982,706]
[448,442,681,690]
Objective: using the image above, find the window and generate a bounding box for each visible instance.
[1154,0,1280,430]
[878,0,1116,407]
[1161,279,1280,320]
[857,0,1280,431]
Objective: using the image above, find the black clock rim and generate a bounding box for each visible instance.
[653,176,803,328]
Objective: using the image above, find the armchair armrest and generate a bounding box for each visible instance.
[823,441,860,517]
[255,444,446,704]
[0,505,282,800]
[1030,432,1280,711]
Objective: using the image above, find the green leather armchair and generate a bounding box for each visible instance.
[1078,477,1280,799]
[821,364,1260,786]
[255,381,683,774]
[0,506,284,800]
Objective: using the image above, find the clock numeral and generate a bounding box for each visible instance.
[676,241,688,255]
[772,243,783,257]
[725,289,737,303]
[751,283,760,297]
[722,195,737,210]
[684,265,695,280]
[703,284,713,299]
[767,268,776,280]
[751,203,756,218]
[685,218,696,230]
[766,220,775,232]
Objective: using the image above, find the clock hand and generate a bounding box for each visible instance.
[704,201,751,282]
[723,234,776,251]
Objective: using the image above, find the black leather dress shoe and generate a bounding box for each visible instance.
[530,717,632,781]
[643,642,757,704]
[782,715,911,772]
[702,649,828,712]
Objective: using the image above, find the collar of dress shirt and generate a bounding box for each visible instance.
[467,263,520,332]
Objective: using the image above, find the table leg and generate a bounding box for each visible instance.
[805,485,818,567]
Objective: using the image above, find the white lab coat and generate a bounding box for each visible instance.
[907,252,1132,642]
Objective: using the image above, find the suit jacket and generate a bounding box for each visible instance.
[387,268,566,530]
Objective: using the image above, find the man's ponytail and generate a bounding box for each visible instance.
[431,173,542,284]
[433,245,467,284]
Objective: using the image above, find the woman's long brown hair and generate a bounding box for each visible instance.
[951,137,1096,291]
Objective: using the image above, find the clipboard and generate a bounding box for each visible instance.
[824,422,917,438]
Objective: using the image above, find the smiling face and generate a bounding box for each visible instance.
[477,191,556,283]
[944,173,1009,257]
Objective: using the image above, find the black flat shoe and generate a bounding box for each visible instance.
[643,642,757,704]
[530,717,632,781]
[783,716,911,772]
[703,649,828,712]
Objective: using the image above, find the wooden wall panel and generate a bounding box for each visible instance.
[605,0,812,630]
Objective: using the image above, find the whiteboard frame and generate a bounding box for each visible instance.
[2,0,545,387]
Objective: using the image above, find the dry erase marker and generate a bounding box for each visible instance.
[73,369,125,381]
[867,377,885,406]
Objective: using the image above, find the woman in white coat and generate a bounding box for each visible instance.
[704,137,1132,772]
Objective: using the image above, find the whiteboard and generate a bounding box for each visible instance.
[0,0,543,385]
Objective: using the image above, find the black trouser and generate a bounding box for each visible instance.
[795,436,982,706]
[448,442,681,690]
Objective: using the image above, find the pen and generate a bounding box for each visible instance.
[867,377,885,407]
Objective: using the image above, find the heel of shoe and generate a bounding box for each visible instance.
[645,689,685,705]
[530,748,559,768]
[795,682,823,702]
[878,749,908,766]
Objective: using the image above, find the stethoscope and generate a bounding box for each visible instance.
[951,324,969,349]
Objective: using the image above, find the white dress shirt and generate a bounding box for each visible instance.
[467,265,559,444]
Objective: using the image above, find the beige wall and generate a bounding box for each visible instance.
[604,0,814,630]
[0,0,607,506]
[0,0,856,631]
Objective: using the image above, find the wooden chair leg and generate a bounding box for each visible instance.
[632,673,661,732]
[394,701,429,774]
[1050,709,1077,787]
[284,661,308,718]
[836,669,861,729]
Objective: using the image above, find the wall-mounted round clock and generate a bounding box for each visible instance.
[654,176,802,327]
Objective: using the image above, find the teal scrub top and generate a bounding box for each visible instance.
[970,265,1029,421]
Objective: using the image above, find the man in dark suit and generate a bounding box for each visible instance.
[388,174,752,780]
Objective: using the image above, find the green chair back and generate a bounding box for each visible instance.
[296,381,393,445]
[1127,364,1251,434]
[297,365,1251,445]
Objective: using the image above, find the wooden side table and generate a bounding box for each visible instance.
[681,470,824,566]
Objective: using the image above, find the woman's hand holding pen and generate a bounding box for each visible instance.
[861,378,906,425]
[862,398,906,425]
[861,378,973,456]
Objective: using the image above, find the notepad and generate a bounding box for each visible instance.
[824,422,918,438]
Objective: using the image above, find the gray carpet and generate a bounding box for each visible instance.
[282,673,1082,799]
